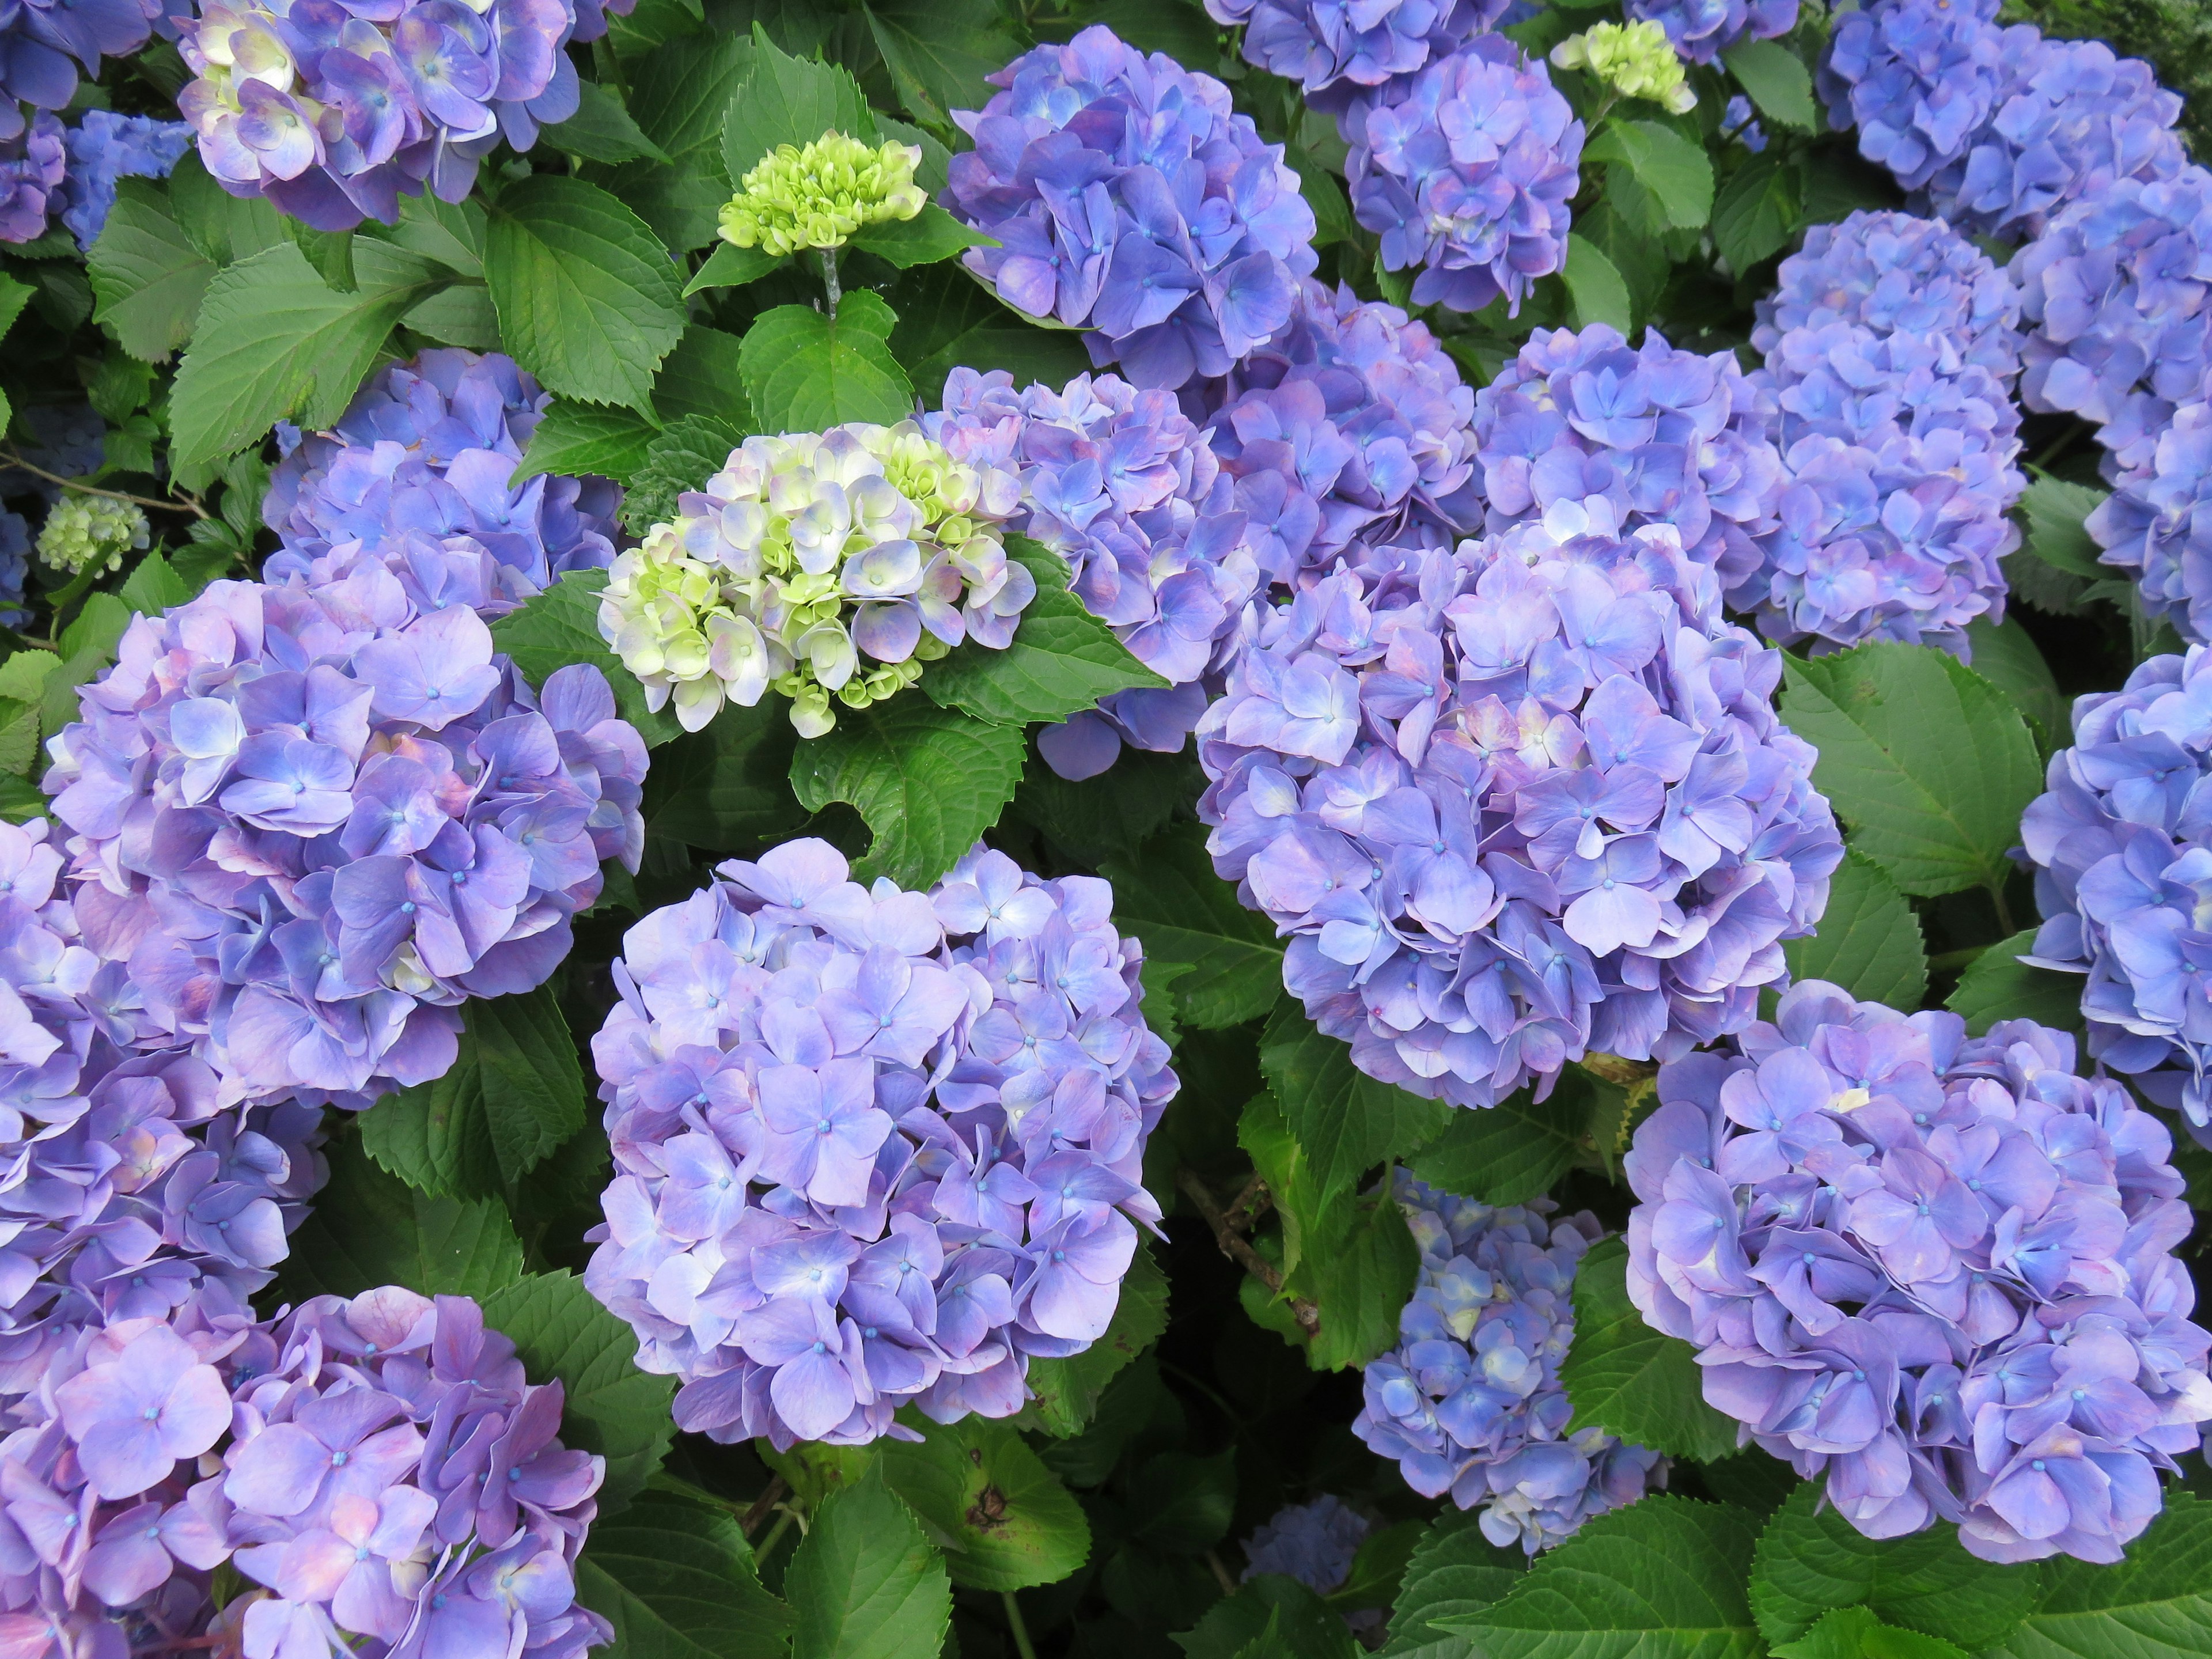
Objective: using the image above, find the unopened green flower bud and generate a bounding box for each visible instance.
[718,130,928,257]
[1553,21,1698,115]
[37,495,149,578]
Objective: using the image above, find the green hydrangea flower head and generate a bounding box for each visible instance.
[597,423,1028,737]
[718,131,929,258]
[37,495,149,578]
[1552,20,1699,114]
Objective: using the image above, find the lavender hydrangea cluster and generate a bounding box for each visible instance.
[1738,210,2026,653]
[264,349,622,616]
[1206,279,1483,590]
[1467,323,1786,600]
[1356,1173,1666,1550]
[0,0,158,139]
[43,574,646,1111]
[1625,981,2209,1563]
[0,1286,612,1657]
[2018,646,2212,1136]
[2089,372,2212,641]
[0,109,63,243]
[175,0,592,231]
[585,839,1177,1448]
[1239,1494,1368,1592]
[56,109,190,248]
[1343,37,1582,316]
[944,25,1319,391]
[1202,0,1512,113]
[1623,0,1796,65]
[924,367,1262,779]
[1200,514,1839,1106]
[1819,0,2018,205]
[0,815,324,1397]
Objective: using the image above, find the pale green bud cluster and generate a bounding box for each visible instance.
[1552,21,1698,115]
[598,423,1028,737]
[37,496,149,578]
[718,131,929,258]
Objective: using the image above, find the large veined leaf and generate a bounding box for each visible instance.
[786,1467,951,1659]
[1559,1237,1740,1462]
[1100,823,1285,1029]
[1944,929,2086,1038]
[1772,1607,1968,1659]
[1257,999,1451,1200]
[87,181,211,363]
[574,1486,794,1657]
[1382,1511,1524,1658]
[739,292,915,432]
[1018,1244,1169,1438]
[1724,40,1817,130]
[1407,1073,1594,1207]
[1986,1496,2212,1659]
[1584,121,1714,230]
[488,569,683,747]
[1782,851,1927,1009]
[1176,1575,1359,1659]
[276,1132,524,1305]
[878,1417,1091,1590]
[515,402,662,486]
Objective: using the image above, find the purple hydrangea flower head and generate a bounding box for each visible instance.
[1737,211,2026,653]
[1203,0,1513,115]
[175,0,586,232]
[584,839,1177,1448]
[1624,0,1795,65]
[1206,279,1484,590]
[1357,1173,1667,1549]
[1625,980,2209,1563]
[925,367,1262,779]
[264,349,622,616]
[1196,513,1842,1109]
[2017,645,2212,1135]
[1469,323,1787,601]
[0,108,63,244]
[41,575,647,1112]
[0,0,160,138]
[1344,37,1582,316]
[1819,0,2016,196]
[56,109,191,249]
[2090,370,2212,641]
[943,25,1319,391]
[1238,1494,1368,1592]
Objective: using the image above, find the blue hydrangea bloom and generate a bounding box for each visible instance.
[1627,980,2208,1563]
[925,368,1261,781]
[1625,0,1796,66]
[1196,513,1840,1109]
[2090,372,2212,641]
[1344,37,1581,316]
[1357,1173,1666,1550]
[585,839,1177,1448]
[56,108,191,249]
[43,575,647,1111]
[0,107,64,243]
[1820,0,2017,197]
[264,349,622,616]
[1207,279,1483,589]
[0,0,160,139]
[1740,211,2026,653]
[1240,1494,1369,1591]
[944,25,1318,391]
[0,506,29,626]
[1203,0,1512,114]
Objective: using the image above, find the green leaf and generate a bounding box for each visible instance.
[1139,956,1189,1054]
[515,400,663,487]
[88,181,210,363]
[0,696,39,778]
[685,240,784,296]
[848,206,994,268]
[1012,740,1194,868]
[1302,1191,1420,1370]
[1441,1497,1763,1659]
[166,150,280,266]
[1586,120,1714,230]
[623,412,749,536]
[1987,1496,2212,1659]
[0,771,45,823]
[574,1485,794,1658]
[1782,851,1927,1009]
[1128,1449,1238,1553]
[2018,474,2108,579]
[480,1270,676,1515]
[1406,1073,1593,1207]
[788,694,1025,888]
[1778,642,2042,899]
[1771,1607,1969,1659]
[644,695,808,853]
[1750,1483,2040,1652]
[1018,1242,1169,1438]
[1559,1236,1739,1461]
[887,263,1092,407]
[41,596,134,740]
[120,551,191,618]
[862,0,1019,125]
[1257,1000,1451,1200]
[484,175,687,412]
[1724,40,1818,131]
[542,78,672,165]
[402,281,501,349]
[489,569,684,747]
[594,33,755,253]
[878,1416,1090,1590]
[359,1056,498,1202]
[1562,234,1633,334]
[361,192,484,278]
[1713,152,1802,272]
[786,1465,952,1659]
[722,29,874,183]
[1383,1510,1524,1658]
[276,1131,525,1305]
[653,323,754,428]
[1961,616,2067,757]
[469,986,586,1182]
[1100,823,1284,1030]
[1283,143,1357,247]
[168,243,434,465]
[1175,1575,1359,1659]
[740,292,915,432]
[921,541,1166,725]
[1945,929,2085,1038]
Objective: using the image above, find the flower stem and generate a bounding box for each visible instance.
[1,450,209,518]
[1003,1591,1040,1659]
[757,1505,799,1560]
[821,245,842,320]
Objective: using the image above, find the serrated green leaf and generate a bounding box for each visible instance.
[878,1416,1090,1590]
[88,181,211,363]
[590,33,754,253]
[484,175,686,412]
[1962,616,2068,756]
[1987,1496,2212,1659]
[887,263,1093,407]
[1383,1510,1524,1658]
[653,323,753,428]
[786,1465,951,1659]
[1559,1236,1739,1461]
[488,569,684,747]
[514,400,662,487]
[1586,120,1714,230]
[1175,1574,1358,1659]
[1778,642,2041,899]
[1750,1483,2040,1652]
[360,191,484,278]
[0,698,38,778]
[0,771,44,823]
[1303,1188,1420,1370]
[623,412,749,536]
[1258,999,1451,1200]
[788,694,1025,888]
[481,1270,675,1515]
[1772,1607,1969,1659]
[543,78,672,165]
[2018,474,2108,579]
[849,206,994,268]
[1782,852,1927,1009]
[740,292,915,433]
[685,240,785,296]
[1406,1073,1593,1207]
[1013,740,1195,867]
[1563,233,1633,334]
[276,1131,525,1305]
[1441,1497,1763,1659]
[1713,151,1802,272]
[862,0,1018,126]
[1139,957,1189,1055]
[41,596,133,740]
[1724,40,1817,131]
[1018,1243,1169,1438]
[1945,929,2086,1038]
[574,1485,793,1658]
[467,986,586,1182]
[722,28,875,182]
[119,551,190,618]
[1100,823,1284,1030]
[166,151,283,267]
[0,650,56,706]
[359,1056,498,1203]
[644,695,808,853]
[921,542,1166,725]
[401,281,501,349]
